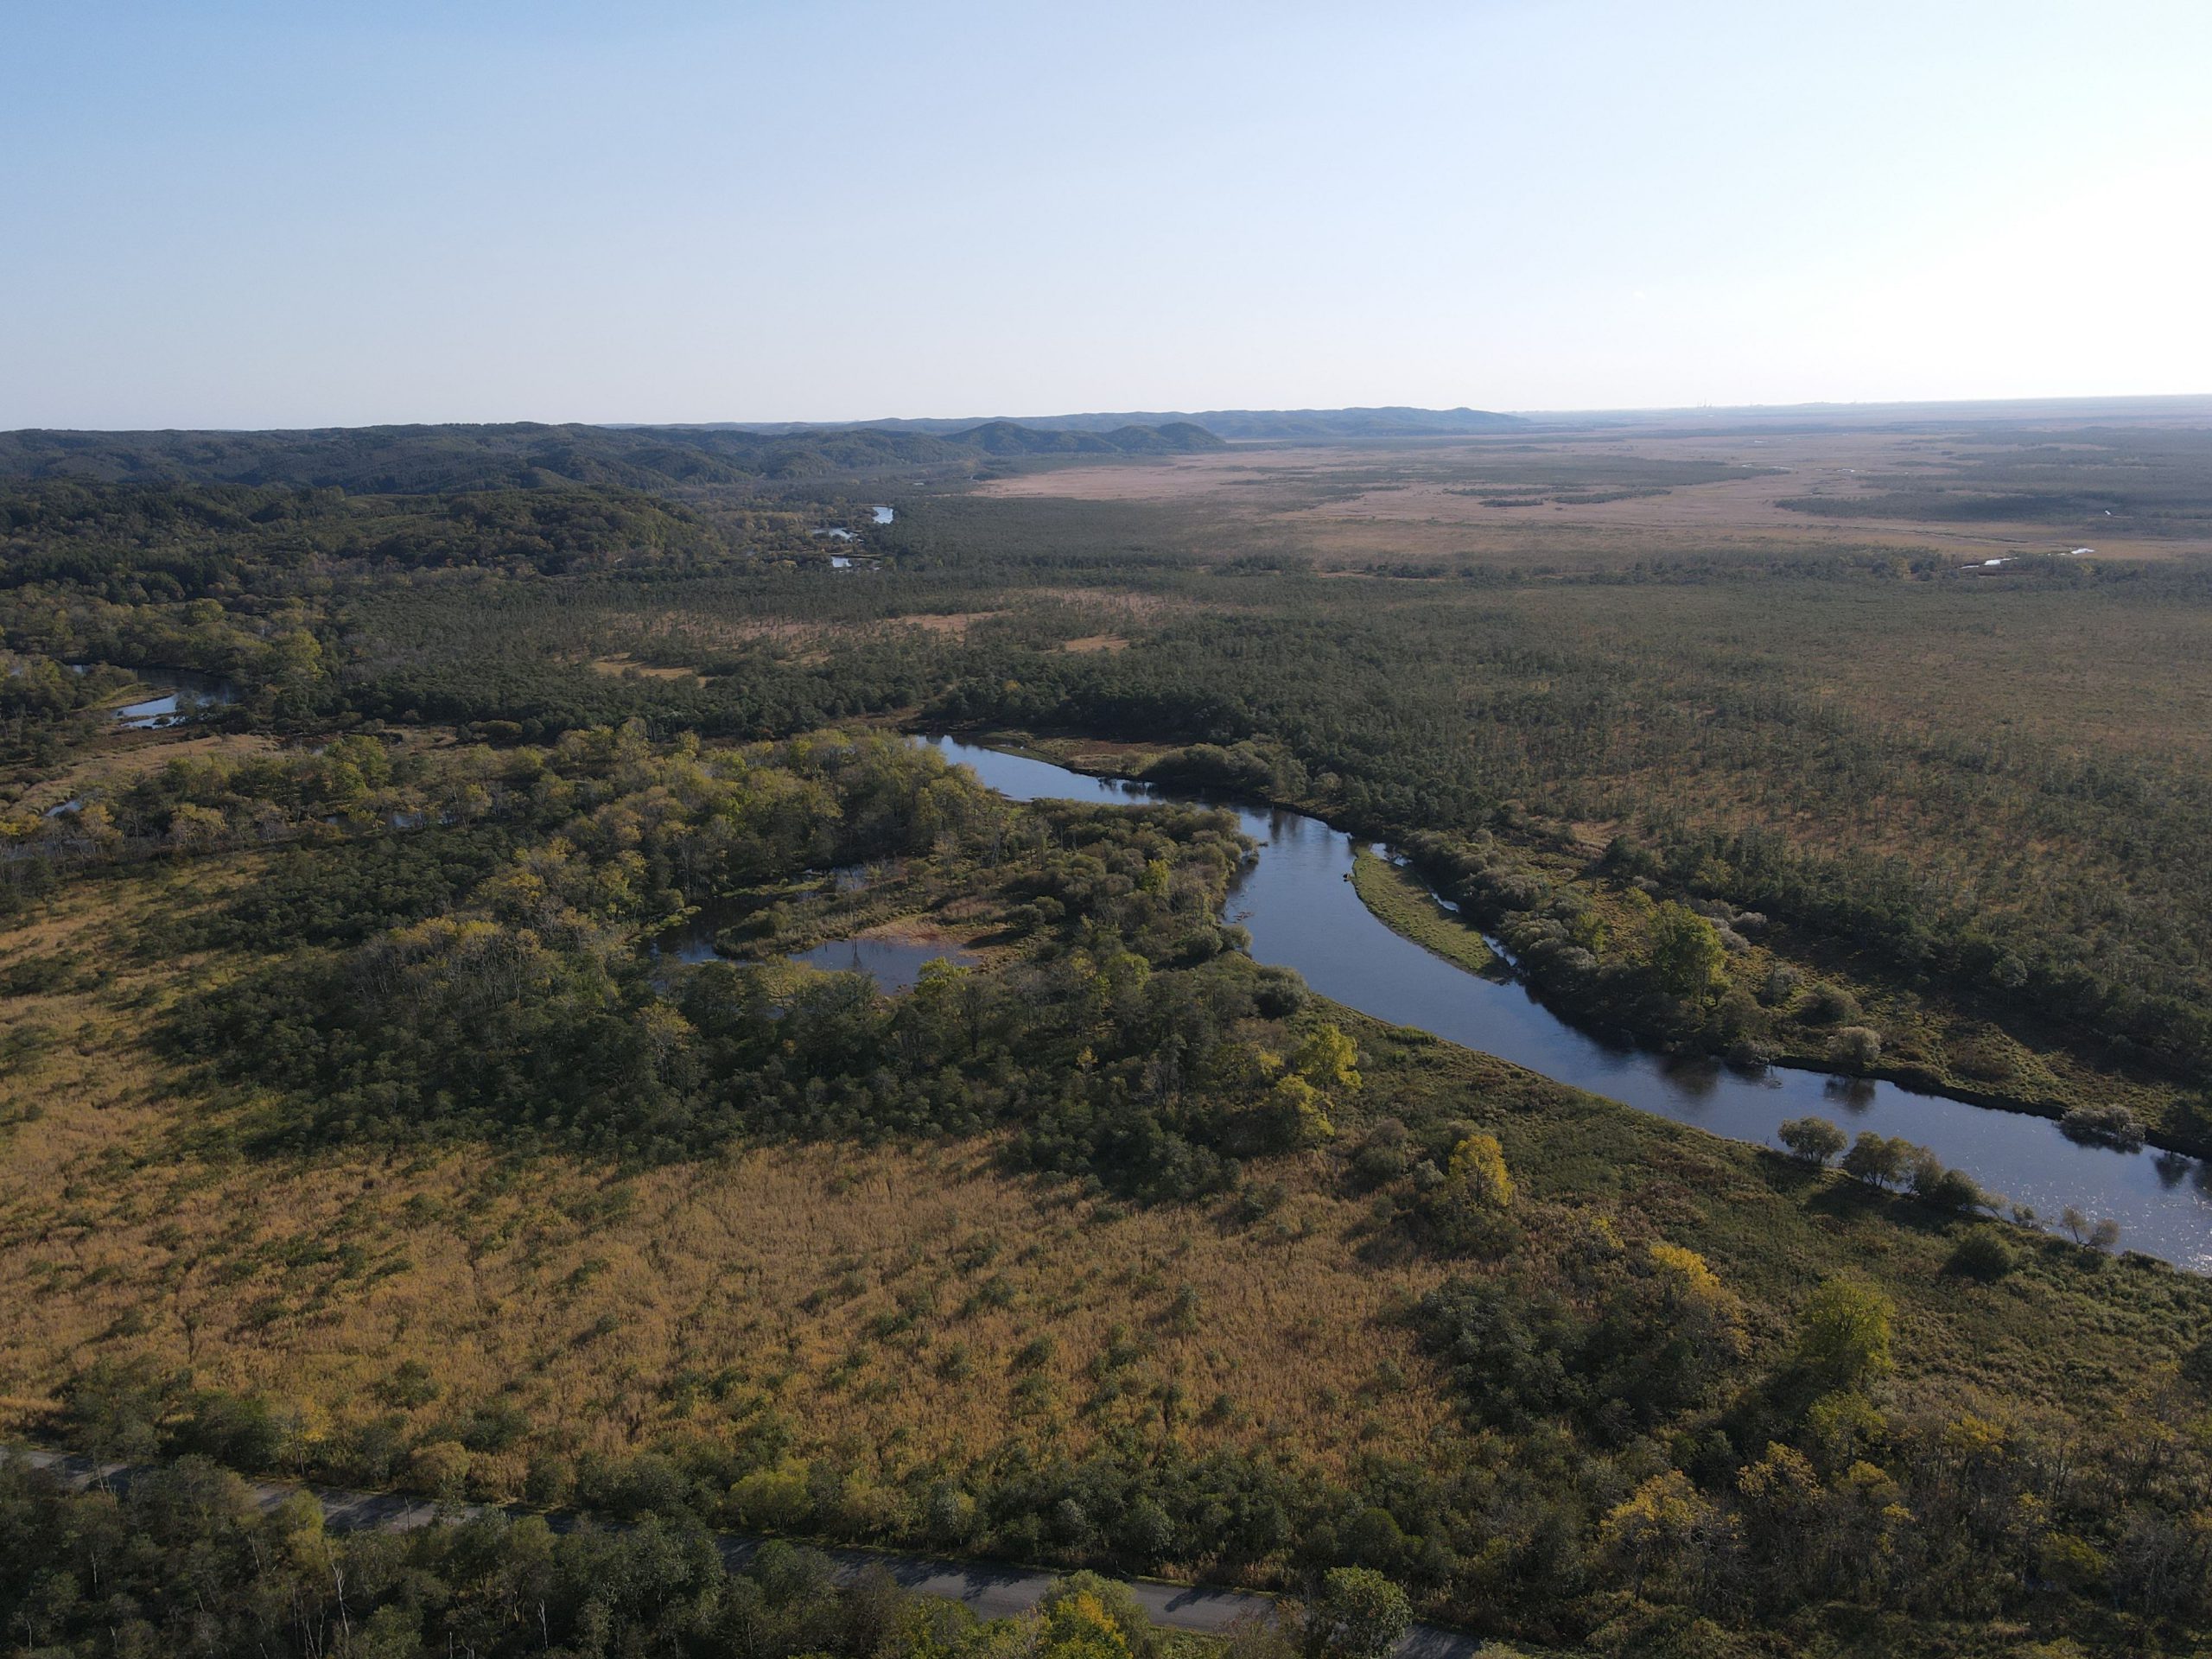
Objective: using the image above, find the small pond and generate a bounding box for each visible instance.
[790,935,977,995]
[650,868,878,968]
[78,665,241,728]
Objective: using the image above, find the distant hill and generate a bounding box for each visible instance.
[694,406,1529,442]
[944,419,1227,455]
[1113,407,1529,440]
[0,418,1225,493]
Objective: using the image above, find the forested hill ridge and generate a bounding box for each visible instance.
[678,406,1533,440]
[0,417,1225,493]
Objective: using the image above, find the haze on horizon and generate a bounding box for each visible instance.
[4,0,2209,431]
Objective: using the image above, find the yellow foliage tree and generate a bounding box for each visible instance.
[1039,1592,1131,1659]
[1292,1024,1362,1092]
[1647,1243,1745,1343]
[1268,1073,1335,1147]
[1599,1470,1720,1592]
[1446,1134,1514,1209]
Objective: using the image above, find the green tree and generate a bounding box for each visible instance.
[1829,1025,1883,1070]
[1840,1132,1910,1189]
[1646,902,1726,1002]
[731,1465,813,1531]
[1267,1073,1335,1147]
[1778,1116,1847,1166]
[1039,1592,1133,1659]
[1303,1567,1411,1659]
[410,1440,471,1509]
[1793,1277,1895,1390]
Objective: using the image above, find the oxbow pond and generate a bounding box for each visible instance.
[69,664,239,728]
[926,735,2212,1271]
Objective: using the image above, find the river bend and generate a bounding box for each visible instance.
[928,736,2212,1271]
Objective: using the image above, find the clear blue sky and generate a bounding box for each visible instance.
[4,0,2208,428]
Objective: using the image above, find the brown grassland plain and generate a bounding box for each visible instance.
[10,730,283,819]
[0,861,1456,1497]
[976,427,2212,568]
[9,835,2209,1517]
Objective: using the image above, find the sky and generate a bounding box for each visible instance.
[3,0,2209,429]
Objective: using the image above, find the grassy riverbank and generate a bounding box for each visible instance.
[1348,846,1499,975]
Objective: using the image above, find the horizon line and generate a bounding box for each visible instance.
[8,389,2212,438]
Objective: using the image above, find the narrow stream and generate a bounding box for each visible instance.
[928,736,2212,1270]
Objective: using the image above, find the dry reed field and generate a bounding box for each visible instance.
[0,866,1453,1494]
[976,423,2212,569]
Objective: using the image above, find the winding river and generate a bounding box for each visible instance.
[928,736,2212,1271]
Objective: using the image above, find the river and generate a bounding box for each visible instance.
[927,736,2212,1271]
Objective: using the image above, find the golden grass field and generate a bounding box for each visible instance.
[3,844,2166,1503]
[977,428,2212,569]
[10,730,282,819]
[0,861,1456,1497]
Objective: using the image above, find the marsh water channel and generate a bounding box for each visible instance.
[925,735,2212,1271]
[652,861,980,997]
[69,664,240,728]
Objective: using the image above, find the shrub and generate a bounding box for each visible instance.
[1303,1567,1411,1659]
[1947,1027,2021,1083]
[2182,1332,2212,1393]
[731,1466,813,1531]
[1829,1026,1883,1069]
[1013,1334,1058,1372]
[1350,1119,1411,1188]
[1803,983,1859,1025]
[379,1359,440,1409]
[1778,1116,1847,1166]
[1948,1230,2018,1281]
[1252,965,1308,1018]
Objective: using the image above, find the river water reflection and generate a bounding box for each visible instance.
[927,735,2212,1270]
[73,665,240,728]
[791,935,976,994]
